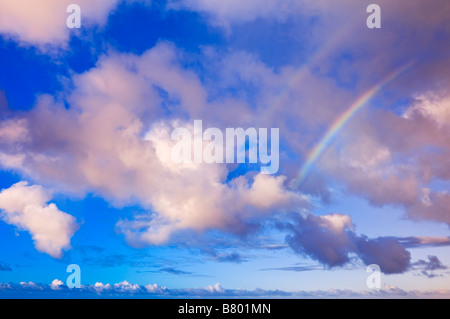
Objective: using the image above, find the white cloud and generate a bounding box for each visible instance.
[319,214,353,233]
[113,281,141,293]
[93,282,112,293]
[50,279,64,290]
[0,182,79,258]
[204,283,224,293]
[145,283,167,293]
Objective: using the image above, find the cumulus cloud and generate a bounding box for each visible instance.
[0,35,447,267]
[145,283,167,294]
[283,213,355,267]
[113,281,142,293]
[50,279,64,290]
[0,182,79,258]
[93,282,112,293]
[354,236,411,275]
[204,283,224,293]
[0,43,307,247]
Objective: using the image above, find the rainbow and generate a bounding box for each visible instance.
[294,61,414,186]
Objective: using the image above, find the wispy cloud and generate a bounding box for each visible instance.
[260,264,324,272]
[202,248,247,264]
[137,267,213,278]
[399,237,450,249]
[0,262,12,271]
[159,267,193,276]
[411,255,448,278]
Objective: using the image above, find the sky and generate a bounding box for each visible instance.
[0,0,450,299]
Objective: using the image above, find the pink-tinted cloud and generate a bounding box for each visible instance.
[0,43,307,246]
[0,0,449,267]
[0,182,79,258]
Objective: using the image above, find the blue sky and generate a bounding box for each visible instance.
[0,0,450,298]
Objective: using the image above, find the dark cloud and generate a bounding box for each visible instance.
[279,213,411,274]
[411,255,448,278]
[159,267,192,276]
[282,214,355,267]
[354,236,411,274]
[201,248,247,264]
